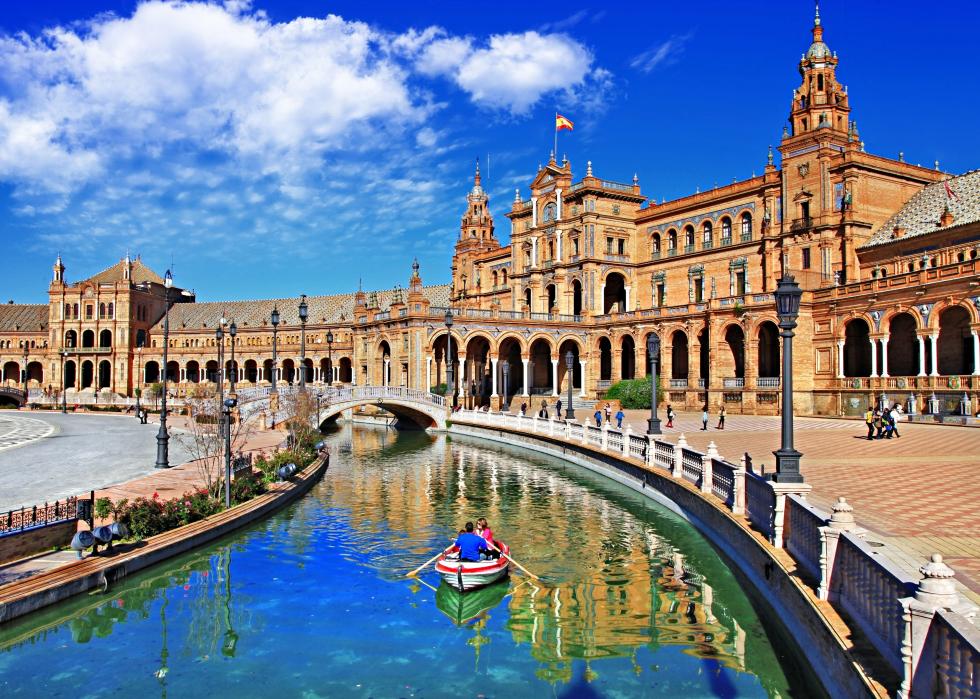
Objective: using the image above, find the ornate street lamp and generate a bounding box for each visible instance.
[444,309,455,407]
[647,334,662,435]
[216,324,225,406]
[155,269,173,469]
[502,360,510,410]
[326,329,334,387]
[565,350,575,421]
[772,275,804,483]
[299,295,308,389]
[61,348,68,414]
[135,343,143,415]
[270,306,280,394]
[229,320,237,396]
[223,396,237,508]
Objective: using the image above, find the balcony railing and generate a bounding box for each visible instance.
[757,377,780,389]
[651,250,661,260]
[720,236,732,247]
[669,378,689,389]
[698,378,707,388]
[684,244,695,254]
[703,240,713,250]
[723,377,745,388]
[740,232,753,242]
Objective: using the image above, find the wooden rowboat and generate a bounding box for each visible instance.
[434,543,510,592]
[435,580,509,625]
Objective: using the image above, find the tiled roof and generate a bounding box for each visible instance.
[155,284,451,332]
[0,304,48,333]
[863,169,980,248]
[79,258,165,286]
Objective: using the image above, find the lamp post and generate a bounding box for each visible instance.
[216,324,225,407]
[444,309,455,408]
[502,360,510,411]
[772,275,804,483]
[646,334,662,435]
[298,295,308,389]
[229,320,237,396]
[61,348,68,414]
[22,346,28,398]
[270,306,280,394]
[135,344,143,415]
[565,350,575,420]
[155,269,173,469]
[326,330,334,386]
[223,396,237,508]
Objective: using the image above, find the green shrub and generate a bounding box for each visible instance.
[231,475,266,504]
[604,375,665,409]
[94,497,113,520]
[430,383,448,396]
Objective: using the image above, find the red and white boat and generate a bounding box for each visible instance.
[434,543,510,592]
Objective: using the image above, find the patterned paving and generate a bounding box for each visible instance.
[621,409,980,604]
[0,415,55,452]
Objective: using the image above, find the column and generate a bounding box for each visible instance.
[258,367,264,382]
[531,196,538,227]
[930,333,939,376]
[625,286,631,312]
[531,237,538,267]
[551,358,559,396]
[556,230,562,262]
[426,356,431,390]
[869,338,878,377]
[522,358,530,396]
[491,358,499,397]
[334,365,340,383]
[579,360,587,397]
[880,337,889,377]
[180,367,186,382]
[383,359,390,386]
[973,331,979,376]
[556,189,562,219]
[459,358,466,396]
[837,340,845,378]
[917,336,926,377]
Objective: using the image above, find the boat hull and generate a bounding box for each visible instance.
[434,545,510,592]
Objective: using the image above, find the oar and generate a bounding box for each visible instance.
[405,545,452,578]
[486,540,540,581]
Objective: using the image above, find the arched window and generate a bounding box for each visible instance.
[543,202,557,222]
[702,221,713,246]
[651,233,661,256]
[501,269,508,286]
[85,305,93,320]
[721,217,732,240]
[64,303,70,319]
[741,213,752,239]
[72,304,79,319]
[684,225,695,250]
[99,303,106,319]
[108,303,114,319]
[667,229,677,250]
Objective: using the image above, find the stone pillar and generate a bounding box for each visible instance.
[522,358,530,396]
[459,358,466,396]
[837,340,845,378]
[625,286,631,312]
[556,230,562,262]
[578,360,587,397]
[551,358,559,396]
[972,330,979,376]
[672,433,687,479]
[880,337,889,377]
[383,358,390,387]
[917,335,927,377]
[817,496,857,601]
[769,481,812,549]
[701,441,718,495]
[491,358,499,397]
[869,337,878,378]
[930,333,939,377]
[426,356,431,391]
[531,196,538,227]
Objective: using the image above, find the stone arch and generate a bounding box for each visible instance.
[528,337,554,394]
[620,334,636,379]
[243,359,257,383]
[557,338,581,393]
[2,361,19,384]
[465,334,492,404]
[97,359,112,389]
[82,330,95,348]
[281,358,295,385]
[571,278,583,316]
[81,360,94,389]
[671,330,689,380]
[186,360,201,383]
[26,361,43,384]
[641,331,661,377]
[843,318,872,377]
[64,360,77,390]
[887,312,919,376]
[65,330,77,348]
[722,323,745,379]
[497,335,524,401]
[144,360,160,384]
[99,329,112,348]
[598,336,613,381]
[339,357,353,383]
[603,272,627,314]
[937,306,974,375]
[757,321,780,378]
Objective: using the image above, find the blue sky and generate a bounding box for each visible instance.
[2,1,978,303]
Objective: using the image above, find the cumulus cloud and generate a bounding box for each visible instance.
[418,31,595,114]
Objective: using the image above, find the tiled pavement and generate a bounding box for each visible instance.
[0,415,55,452]
[620,409,980,605]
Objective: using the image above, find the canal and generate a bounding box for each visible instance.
[0,424,809,696]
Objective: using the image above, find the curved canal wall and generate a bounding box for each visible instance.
[449,411,979,699]
[0,455,328,624]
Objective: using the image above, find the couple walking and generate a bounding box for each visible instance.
[700,405,726,430]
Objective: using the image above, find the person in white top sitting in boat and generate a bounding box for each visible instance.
[453,522,490,562]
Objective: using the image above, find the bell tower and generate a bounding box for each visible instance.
[785,2,853,147]
[452,159,499,302]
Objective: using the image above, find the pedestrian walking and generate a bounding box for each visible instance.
[864,406,875,440]
[888,404,901,439]
[555,398,563,417]
[594,409,602,427]
[666,404,674,428]
[716,405,726,430]
[873,408,884,439]
[615,408,625,429]
[604,402,612,424]
[520,402,527,416]
[701,405,709,431]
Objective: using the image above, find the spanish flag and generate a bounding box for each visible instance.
[556,114,574,131]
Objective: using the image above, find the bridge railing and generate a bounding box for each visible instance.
[237,385,447,425]
[448,408,980,695]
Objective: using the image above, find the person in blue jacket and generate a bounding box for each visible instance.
[454,522,489,562]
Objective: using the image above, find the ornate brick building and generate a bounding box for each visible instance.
[1,7,977,415]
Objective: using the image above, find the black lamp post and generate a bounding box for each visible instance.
[22,346,28,398]
[216,324,224,406]
[61,348,68,414]
[135,343,143,414]
[229,320,237,395]
[299,295,308,389]
[565,350,575,420]
[772,275,804,483]
[155,269,173,469]
[326,329,334,386]
[647,334,662,435]
[270,306,280,393]
[223,396,237,508]
[444,309,455,407]
[502,360,510,410]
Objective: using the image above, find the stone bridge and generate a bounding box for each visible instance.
[0,387,26,407]
[236,385,449,430]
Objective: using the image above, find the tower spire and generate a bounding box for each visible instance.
[474,157,481,188]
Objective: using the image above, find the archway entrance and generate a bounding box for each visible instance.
[598,337,612,381]
[603,273,626,314]
[671,331,688,380]
[620,336,635,379]
[843,319,871,377]
[887,313,918,376]
[938,306,973,375]
[757,322,779,378]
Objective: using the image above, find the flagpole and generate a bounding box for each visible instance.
[554,111,558,161]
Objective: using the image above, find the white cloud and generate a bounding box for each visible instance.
[630,33,694,74]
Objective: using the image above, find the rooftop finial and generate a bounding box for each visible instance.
[632,173,639,186]
[549,149,555,164]
[412,257,420,276]
[474,157,481,185]
[586,160,593,177]
[514,188,521,203]
[814,0,821,26]
[767,144,774,166]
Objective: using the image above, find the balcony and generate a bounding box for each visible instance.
[669,378,688,389]
[668,248,678,257]
[789,217,813,232]
[651,250,661,260]
[723,377,745,388]
[684,244,695,254]
[604,253,630,262]
[740,232,753,243]
[698,378,707,388]
[64,346,112,355]
[720,236,732,247]
[703,240,713,250]
[757,377,780,389]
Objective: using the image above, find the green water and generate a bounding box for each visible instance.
[0,424,808,697]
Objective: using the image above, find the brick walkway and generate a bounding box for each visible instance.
[617,408,980,604]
